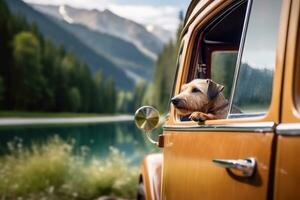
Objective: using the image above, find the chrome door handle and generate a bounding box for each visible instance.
[212,157,256,177]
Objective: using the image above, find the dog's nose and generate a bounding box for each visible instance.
[171,98,181,106]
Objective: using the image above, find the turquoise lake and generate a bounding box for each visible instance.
[0,121,160,165]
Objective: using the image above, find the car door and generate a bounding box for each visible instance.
[274,0,300,199]
[161,0,289,199]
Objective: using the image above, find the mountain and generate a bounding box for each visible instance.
[29,4,155,81]
[60,22,154,80]
[31,4,164,60]
[5,0,134,90]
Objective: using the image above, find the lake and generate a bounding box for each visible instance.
[0,121,160,165]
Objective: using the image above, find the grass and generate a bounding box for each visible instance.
[0,111,112,118]
[0,136,139,200]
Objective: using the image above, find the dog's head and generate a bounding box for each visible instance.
[171,79,224,116]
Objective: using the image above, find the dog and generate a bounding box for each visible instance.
[171,79,232,121]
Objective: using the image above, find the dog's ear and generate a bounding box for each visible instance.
[206,79,224,100]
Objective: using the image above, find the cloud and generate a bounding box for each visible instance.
[108,4,181,32]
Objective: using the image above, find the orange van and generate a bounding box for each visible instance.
[134,0,300,199]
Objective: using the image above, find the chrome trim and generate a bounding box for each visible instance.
[228,112,265,119]
[163,122,275,133]
[276,123,300,135]
[228,0,253,117]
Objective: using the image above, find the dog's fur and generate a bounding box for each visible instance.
[171,79,231,121]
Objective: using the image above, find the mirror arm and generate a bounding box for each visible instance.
[145,131,158,146]
[134,106,163,147]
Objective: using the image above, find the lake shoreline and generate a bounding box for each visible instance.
[0,115,134,126]
[0,111,132,118]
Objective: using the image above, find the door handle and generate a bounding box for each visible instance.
[212,157,256,177]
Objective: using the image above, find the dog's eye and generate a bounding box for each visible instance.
[192,88,201,93]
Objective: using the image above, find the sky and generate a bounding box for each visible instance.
[22,0,191,33]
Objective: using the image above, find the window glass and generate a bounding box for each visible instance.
[211,51,238,99]
[230,0,282,117]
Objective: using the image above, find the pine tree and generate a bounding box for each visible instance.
[12,31,46,110]
[0,0,135,114]
[148,22,182,112]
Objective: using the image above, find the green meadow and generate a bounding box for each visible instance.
[0,136,139,199]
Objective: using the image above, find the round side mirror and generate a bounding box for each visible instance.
[135,106,160,145]
[135,106,160,132]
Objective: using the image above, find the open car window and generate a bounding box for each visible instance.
[176,0,283,121]
[177,0,248,121]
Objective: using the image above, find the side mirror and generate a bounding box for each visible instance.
[135,106,160,145]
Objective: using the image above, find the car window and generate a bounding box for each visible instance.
[229,0,283,118]
[176,1,247,121]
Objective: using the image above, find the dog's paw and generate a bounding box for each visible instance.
[189,112,207,122]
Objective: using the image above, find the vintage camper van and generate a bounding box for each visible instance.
[134,0,300,199]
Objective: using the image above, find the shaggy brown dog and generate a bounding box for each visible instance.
[171,79,230,121]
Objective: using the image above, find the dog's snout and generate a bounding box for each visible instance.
[171,98,181,106]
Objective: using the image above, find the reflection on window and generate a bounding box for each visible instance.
[211,51,237,99]
[233,63,273,113]
[230,0,282,117]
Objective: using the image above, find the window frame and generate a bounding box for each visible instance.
[170,41,185,101]
[294,22,300,113]
[178,0,279,120]
[169,0,287,126]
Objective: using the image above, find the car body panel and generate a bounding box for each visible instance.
[161,0,290,199]
[274,136,300,199]
[137,0,298,199]
[274,0,300,199]
[140,154,162,200]
[161,131,273,200]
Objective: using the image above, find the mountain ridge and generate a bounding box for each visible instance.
[55,19,155,81]
[31,4,165,60]
[5,0,134,90]
[30,3,156,82]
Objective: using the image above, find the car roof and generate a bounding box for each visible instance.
[184,0,201,26]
